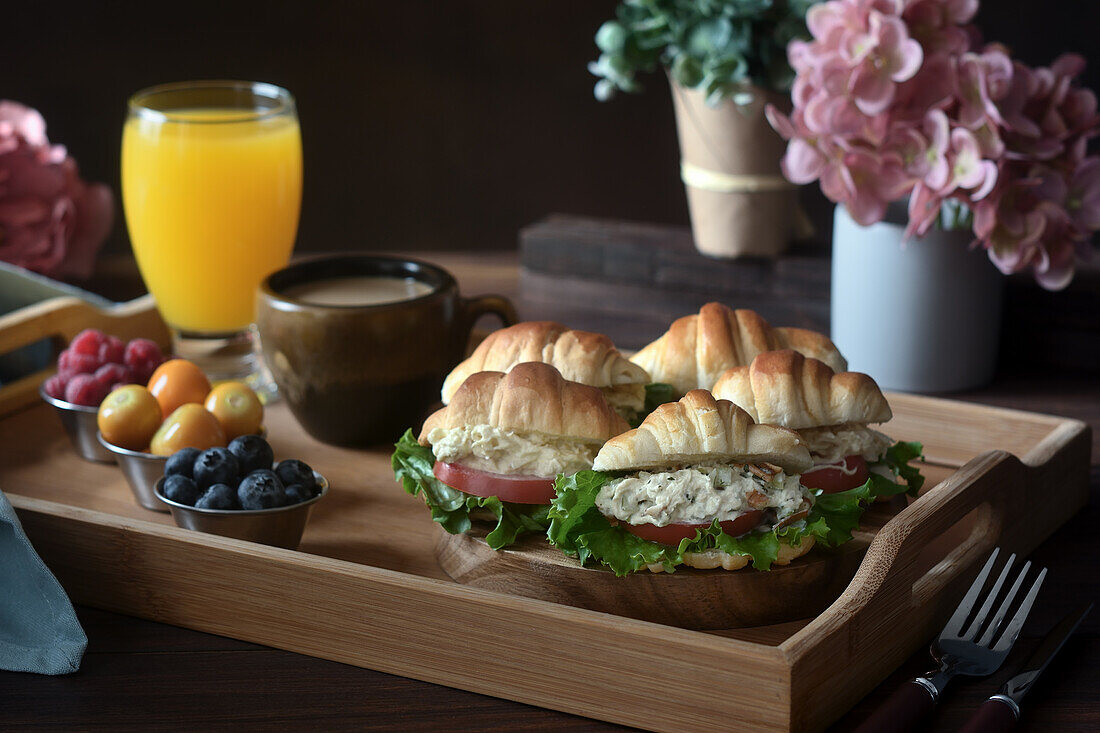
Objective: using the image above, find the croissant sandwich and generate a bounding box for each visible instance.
[441,321,651,422]
[630,303,847,398]
[547,390,883,576]
[711,350,924,497]
[394,362,631,549]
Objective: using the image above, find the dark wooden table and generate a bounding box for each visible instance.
[3,236,1097,732]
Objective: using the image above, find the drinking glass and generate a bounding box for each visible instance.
[121,80,302,397]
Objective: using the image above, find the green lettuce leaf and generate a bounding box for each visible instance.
[644,382,676,412]
[630,382,678,428]
[391,429,550,550]
[708,526,784,571]
[548,471,677,574]
[882,440,925,496]
[862,440,926,499]
[483,498,551,549]
[392,429,471,534]
[792,481,875,548]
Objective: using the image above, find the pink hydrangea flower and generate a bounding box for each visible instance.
[946,127,998,197]
[903,0,977,56]
[957,47,1013,129]
[767,0,1100,290]
[912,110,951,188]
[1067,156,1100,231]
[0,101,112,280]
[846,12,924,115]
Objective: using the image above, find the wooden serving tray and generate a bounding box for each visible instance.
[0,296,1090,733]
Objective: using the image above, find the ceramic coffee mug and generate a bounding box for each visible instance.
[256,255,516,446]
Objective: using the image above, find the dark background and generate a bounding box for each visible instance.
[4,0,1099,263]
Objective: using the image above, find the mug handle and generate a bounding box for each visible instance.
[462,294,518,336]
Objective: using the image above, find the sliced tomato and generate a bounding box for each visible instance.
[432,461,555,505]
[800,454,869,493]
[620,509,765,546]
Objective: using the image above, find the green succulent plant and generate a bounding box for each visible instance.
[590,0,815,106]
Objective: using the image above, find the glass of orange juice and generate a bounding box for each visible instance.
[122,80,302,396]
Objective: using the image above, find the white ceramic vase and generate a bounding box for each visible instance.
[830,203,1004,393]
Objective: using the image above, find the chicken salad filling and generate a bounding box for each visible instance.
[595,463,809,527]
[427,424,598,477]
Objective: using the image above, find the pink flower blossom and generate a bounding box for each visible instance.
[1067,156,1100,231]
[905,182,946,237]
[823,148,911,225]
[946,127,998,197]
[912,110,951,188]
[0,101,112,280]
[903,0,976,56]
[847,12,924,115]
[891,52,957,122]
[957,47,1013,129]
[768,0,1100,290]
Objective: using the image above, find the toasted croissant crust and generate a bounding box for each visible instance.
[711,350,892,430]
[441,321,649,404]
[592,389,813,474]
[420,362,630,445]
[629,303,847,396]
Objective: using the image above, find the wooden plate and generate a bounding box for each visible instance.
[435,521,871,629]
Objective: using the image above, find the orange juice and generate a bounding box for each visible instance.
[122,109,302,332]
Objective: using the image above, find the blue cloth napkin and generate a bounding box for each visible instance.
[0,489,87,674]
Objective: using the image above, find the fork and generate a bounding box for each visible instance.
[854,547,1047,733]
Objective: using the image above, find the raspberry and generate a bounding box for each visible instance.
[70,328,106,356]
[94,363,134,389]
[98,335,125,365]
[124,339,165,383]
[44,374,68,400]
[64,373,110,407]
[57,348,101,378]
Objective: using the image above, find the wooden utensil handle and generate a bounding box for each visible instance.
[853,679,937,733]
[958,697,1019,733]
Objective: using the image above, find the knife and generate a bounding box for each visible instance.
[959,603,1092,733]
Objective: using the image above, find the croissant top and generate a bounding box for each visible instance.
[629,303,847,396]
[592,389,813,475]
[711,350,892,430]
[421,362,630,445]
[441,321,649,404]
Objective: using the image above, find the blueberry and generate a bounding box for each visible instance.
[228,434,274,476]
[275,459,317,497]
[162,475,201,506]
[237,469,287,509]
[195,483,238,510]
[192,447,240,491]
[165,447,201,479]
[284,484,313,505]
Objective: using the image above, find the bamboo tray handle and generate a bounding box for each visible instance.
[787,451,1011,658]
[0,294,169,417]
[787,418,1089,720]
[854,416,1088,624]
